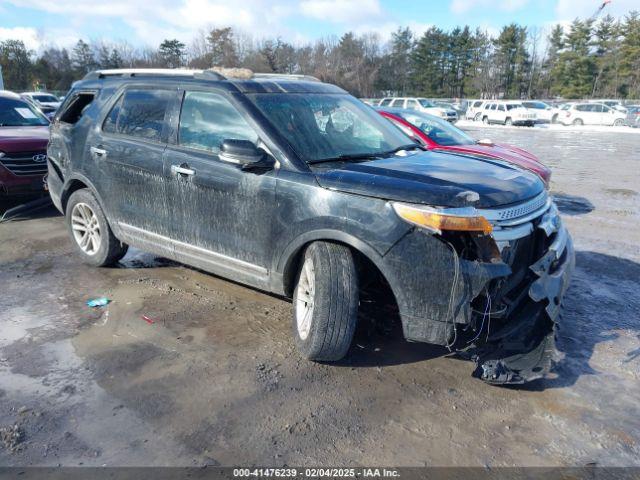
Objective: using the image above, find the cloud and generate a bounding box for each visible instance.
[300,0,382,23]
[450,0,529,15]
[0,27,41,50]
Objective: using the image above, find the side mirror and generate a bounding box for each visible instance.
[219,139,274,172]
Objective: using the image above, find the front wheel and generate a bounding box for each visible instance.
[66,189,128,267]
[505,117,513,126]
[482,116,489,124]
[293,242,358,362]
[474,113,482,121]
[573,118,584,126]
[613,119,624,127]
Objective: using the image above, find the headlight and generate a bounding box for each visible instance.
[392,203,493,235]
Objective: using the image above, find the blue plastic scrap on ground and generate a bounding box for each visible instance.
[87,297,110,307]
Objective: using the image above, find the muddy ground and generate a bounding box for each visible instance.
[0,126,639,467]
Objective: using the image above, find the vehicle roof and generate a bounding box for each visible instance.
[0,90,22,100]
[74,69,347,95]
[21,91,56,95]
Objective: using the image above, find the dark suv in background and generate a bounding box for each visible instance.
[47,69,574,385]
[0,91,50,196]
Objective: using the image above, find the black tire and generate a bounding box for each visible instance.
[505,117,513,126]
[474,113,482,121]
[292,242,358,362]
[613,119,624,127]
[573,118,583,126]
[552,114,558,124]
[65,188,128,267]
[482,116,489,124]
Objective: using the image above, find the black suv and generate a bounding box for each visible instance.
[47,69,574,385]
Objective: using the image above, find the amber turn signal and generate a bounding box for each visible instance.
[392,203,493,235]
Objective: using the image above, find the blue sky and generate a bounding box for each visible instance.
[0,0,638,51]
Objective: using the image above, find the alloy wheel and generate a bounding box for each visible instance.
[71,202,101,255]
[295,257,316,340]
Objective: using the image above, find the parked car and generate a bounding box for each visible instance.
[465,100,488,121]
[521,101,554,124]
[21,91,62,118]
[378,97,458,122]
[481,101,537,126]
[590,99,627,114]
[376,107,551,185]
[48,69,574,385]
[0,91,50,196]
[558,102,626,126]
[550,102,574,124]
[434,101,464,117]
[625,105,640,127]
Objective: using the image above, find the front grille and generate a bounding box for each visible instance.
[480,191,549,223]
[0,150,48,176]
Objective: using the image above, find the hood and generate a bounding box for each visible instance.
[313,150,545,209]
[0,126,50,153]
[434,143,551,183]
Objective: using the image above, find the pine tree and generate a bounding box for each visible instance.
[71,40,97,75]
[619,11,640,98]
[158,39,186,68]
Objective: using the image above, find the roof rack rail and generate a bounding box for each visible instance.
[252,73,320,82]
[82,68,226,81]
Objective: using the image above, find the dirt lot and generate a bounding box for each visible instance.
[1,126,639,467]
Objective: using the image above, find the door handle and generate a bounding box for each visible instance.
[171,164,195,176]
[90,146,107,158]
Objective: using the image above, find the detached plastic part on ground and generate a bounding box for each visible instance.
[0,196,52,223]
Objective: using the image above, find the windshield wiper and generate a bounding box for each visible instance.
[309,144,423,165]
[310,152,386,164]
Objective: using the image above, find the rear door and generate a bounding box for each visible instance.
[89,87,177,235]
[162,89,277,285]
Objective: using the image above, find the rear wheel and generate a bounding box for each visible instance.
[573,118,584,126]
[551,114,558,124]
[474,113,482,121]
[66,189,128,267]
[505,117,513,126]
[293,242,358,362]
[482,116,489,124]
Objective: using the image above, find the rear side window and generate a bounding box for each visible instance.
[406,99,418,109]
[576,104,590,112]
[379,99,392,107]
[58,92,95,124]
[103,89,173,142]
[390,99,404,108]
[178,91,258,154]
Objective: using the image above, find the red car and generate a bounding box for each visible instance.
[376,107,551,185]
[0,91,50,196]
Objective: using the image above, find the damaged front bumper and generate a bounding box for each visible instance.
[475,222,574,385]
[383,197,575,385]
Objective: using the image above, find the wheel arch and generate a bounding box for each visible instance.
[60,174,104,214]
[277,230,398,301]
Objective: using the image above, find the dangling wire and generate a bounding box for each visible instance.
[444,241,461,351]
[467,292,491,344]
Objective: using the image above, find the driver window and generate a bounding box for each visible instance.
[406,99,418,109]
[499,105,505,111]
[179,91,258,154]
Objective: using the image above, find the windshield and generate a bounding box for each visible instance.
[0,97,49,127]
[396,110,475,146]
[418,99,436,108]
[506,104,524,111]
[33,94,59,103]
[248,93,416,163]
